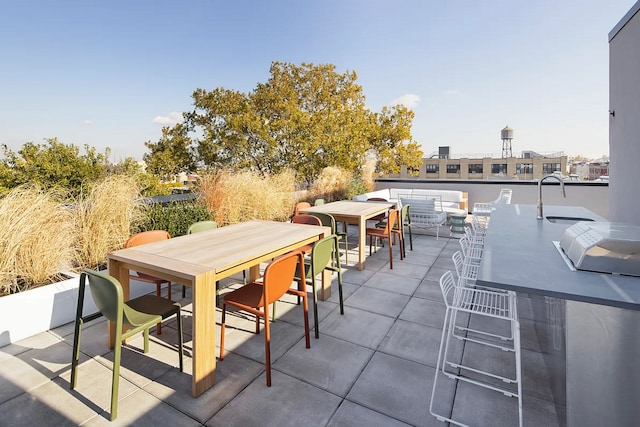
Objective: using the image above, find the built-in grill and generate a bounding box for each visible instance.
[558,221,640,276]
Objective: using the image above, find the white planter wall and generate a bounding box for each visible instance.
[0,273,159,347]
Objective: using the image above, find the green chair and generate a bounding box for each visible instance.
[182,220,219,298]
[295,234,344,339]
[308,211,349,265]
[71,269,183,421]
[187,220,218,234]
[314,198,325,206]
[402,204,413,253]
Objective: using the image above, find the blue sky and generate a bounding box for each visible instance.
[0,0,636,162]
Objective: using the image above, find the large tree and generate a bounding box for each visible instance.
[148,62,422,182]
[143,123,195,179]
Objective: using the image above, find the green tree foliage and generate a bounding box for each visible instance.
[0,138,110,195]
[143,123,195,180]
[109,156,173,197]
[149,62,423,182]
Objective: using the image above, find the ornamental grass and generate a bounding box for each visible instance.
[0,186,75,295]
[198,169,297,225]
[73,175,145,271]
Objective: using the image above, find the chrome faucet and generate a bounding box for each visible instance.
[537,174,566,219]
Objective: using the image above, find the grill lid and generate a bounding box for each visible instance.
[559,222,640,276]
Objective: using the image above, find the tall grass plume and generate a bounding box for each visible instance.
[0,186,75,295]
[73,175,145,270]
[198,170,297,225]
[309,166,353,202]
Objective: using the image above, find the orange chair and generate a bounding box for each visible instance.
[291,214,322,254]
[366,197,390,225]
[124,230,173,334]
[293,201,311,217]
[220,251,310,387]
[366,208,403,269]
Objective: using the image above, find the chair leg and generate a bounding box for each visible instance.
[263,308,272,387]
[341,221,349,267]
[155,283,163,335]
[174,305,184,371]
[388,236,393,269]
[301,289,311,349]
[110,335,122,421]
[310,269,320,339]
[181,285,186,299]
[219,303,227,361]
[70,317,82,389]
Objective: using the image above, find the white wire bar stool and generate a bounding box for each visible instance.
[430,271,523,427]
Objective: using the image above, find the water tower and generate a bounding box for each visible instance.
[501,125,513,158]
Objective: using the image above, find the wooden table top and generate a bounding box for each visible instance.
[108,220,330,282]
[300,200,394,218]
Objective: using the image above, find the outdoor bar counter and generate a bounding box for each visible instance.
[477,204,640,427]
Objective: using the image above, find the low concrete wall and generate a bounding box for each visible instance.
[374,178,610,219]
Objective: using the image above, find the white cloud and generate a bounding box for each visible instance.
[153,112,184,126]
[390,94,421,109]
[82,119,94,126]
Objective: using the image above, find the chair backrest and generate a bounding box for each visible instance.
[292,214,322,226]
[452,251,464,280]
[81,269,123,324]
[367,197,388,202]
[498,188,513,205]
[125,230,170,248]
[439,271,456,307]
[307,212,336,233]
[380,209,399,233]
[459,236,472,258]
[187,220,218,234]
[262,251,304,306]
[293,202,311,216]
[399,204,410,226]
[310,235,337,275]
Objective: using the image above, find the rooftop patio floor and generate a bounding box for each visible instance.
[0,228,561,426]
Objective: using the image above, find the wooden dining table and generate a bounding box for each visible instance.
[107,220,330,397]
[300,200,394,271]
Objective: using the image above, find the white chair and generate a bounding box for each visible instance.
[452,250,479,288]
[472,188,512,218]
[400,196,447,239]
[459,235,483,265]
[430,271,523,427]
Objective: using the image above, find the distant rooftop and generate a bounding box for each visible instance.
[424,150,565,159]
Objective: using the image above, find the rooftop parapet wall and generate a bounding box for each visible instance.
[374,178,609,219]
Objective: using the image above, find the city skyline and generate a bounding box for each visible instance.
[1,1,636,162]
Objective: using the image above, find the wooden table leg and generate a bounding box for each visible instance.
[357,217,366,270]
[191,271,217,397]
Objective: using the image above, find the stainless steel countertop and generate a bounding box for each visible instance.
[476,204,640,310]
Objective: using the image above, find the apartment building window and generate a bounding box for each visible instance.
[468,164,483,174]
[491,164,507,174]
[446,164,460,173]
[516,163,533,174]
[426,164,439,173]
[543,163,561,174]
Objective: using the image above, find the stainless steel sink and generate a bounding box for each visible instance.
[546,216,594,224]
